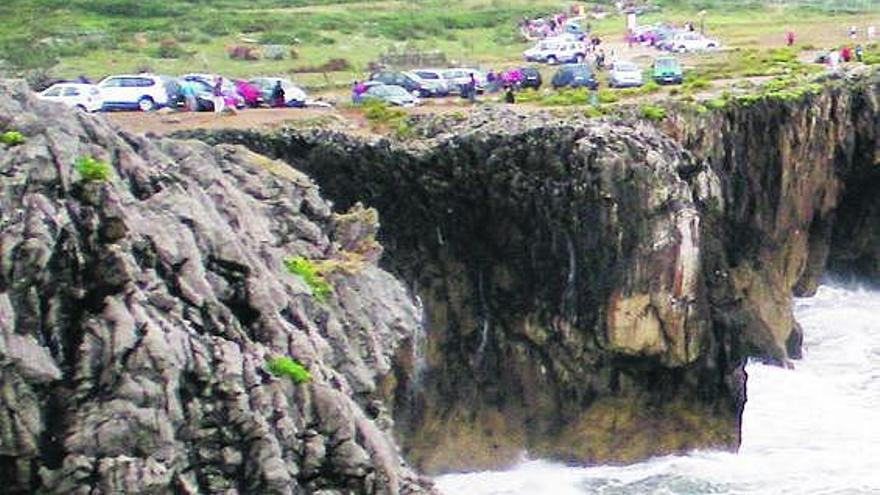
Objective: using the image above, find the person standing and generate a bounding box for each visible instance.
[212,76,225,114]
[271,81,286,108]
[504,85,515,104]
[467,73,477,104]
[180,79,197,112]
[855,44,864,62]
[786,30,795,47]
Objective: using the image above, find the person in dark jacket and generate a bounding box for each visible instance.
[271,81,286,108]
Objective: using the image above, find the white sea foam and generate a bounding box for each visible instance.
[436,285,880,495]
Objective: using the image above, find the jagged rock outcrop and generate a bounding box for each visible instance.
[0,80,435,494]
[188,69,879,474]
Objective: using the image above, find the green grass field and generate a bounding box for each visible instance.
[1,0,877,91]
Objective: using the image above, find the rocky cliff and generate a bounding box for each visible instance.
[187,69,879,474]
[0,81,435,494]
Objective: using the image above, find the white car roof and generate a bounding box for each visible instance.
[47,83,95,89]
[102,74,160,79]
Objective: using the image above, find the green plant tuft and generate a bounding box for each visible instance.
[1,130,26,146]
[640,105,667,121]
[361,99,410,135]
[266,356,312,384]
[284,256,332,302]
[75,156,111,182]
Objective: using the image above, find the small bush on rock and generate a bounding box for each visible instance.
[75,156,111,182]
[284,256,332,302]
[0,130,25,146]
[640,105,667,121]
[267,356,312,384]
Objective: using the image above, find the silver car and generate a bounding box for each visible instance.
[608,60,644,88]
[409,69,450,96]
[362,84,418,107]
[442,68,486,94]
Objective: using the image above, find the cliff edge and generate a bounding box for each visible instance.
[0,80,434,494]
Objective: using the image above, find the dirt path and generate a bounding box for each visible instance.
[106,98,485,136]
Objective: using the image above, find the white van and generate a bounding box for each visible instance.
[523,39,588,64]
[669,33,719,53]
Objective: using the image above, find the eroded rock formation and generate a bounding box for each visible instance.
[190,69,878,474]
[0,81,434,494]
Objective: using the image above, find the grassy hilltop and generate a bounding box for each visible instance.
[1,0,878,90]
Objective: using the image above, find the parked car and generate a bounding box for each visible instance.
[249,77,308,107]
[551,64,599,89]
[234,80,263,107]
[442,68,486,94]
[652,26,680,49]
[519,66,543,89]
[361,83,418,107]
[668,32,719,52]
[523,38,588,64]
[369,71,432,97]
[180,74,246,109]
[608,60,644,88]
[652,56,683,85]
[408,70,450,96]
[96,74,170,111]
[37,83,103,112]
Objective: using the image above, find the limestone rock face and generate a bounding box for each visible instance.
[0,80,434,494]
[186,123,739,472]
[190,69,879,474]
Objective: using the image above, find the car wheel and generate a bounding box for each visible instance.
[677,46,687,53]
[74,104,87,112]
[138,97,156,112]
[707,44,717,50]
[547,55,558,65]
[575,54,585,63]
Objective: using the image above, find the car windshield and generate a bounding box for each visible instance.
[567,65,591,77]
[415,71,439,80]
[655,59,679,69]
[616,62,638,72]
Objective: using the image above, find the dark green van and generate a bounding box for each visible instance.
[652,56,683,85]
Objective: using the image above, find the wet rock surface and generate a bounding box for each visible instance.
[186,69,879,474]
[0,80,435,494]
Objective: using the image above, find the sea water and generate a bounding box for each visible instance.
[435,285,880,495]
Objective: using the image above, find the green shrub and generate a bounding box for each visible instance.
[597,89,619,104]
[0,130,25,146]
[583,105,606,118]
[705,97,727,110]
[266,356,312,384]
[361,99,411,135]
[684,77,711,91]
[640,105,667,121]
[284,256,332,302]
[75,156,111,182]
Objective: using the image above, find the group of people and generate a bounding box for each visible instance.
[176,77,288,114]
[824,44,866,68]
